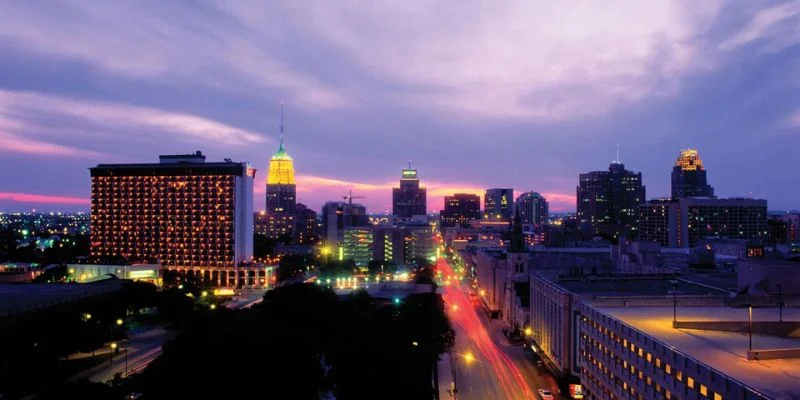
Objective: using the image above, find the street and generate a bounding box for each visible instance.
[437,258,564,400]
[70,326,177,383]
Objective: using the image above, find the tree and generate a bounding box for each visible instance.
[277,254,310,282]
[33,265,68,283]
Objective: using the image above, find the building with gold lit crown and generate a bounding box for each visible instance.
[265,106,296,239]
[671,148,715,199]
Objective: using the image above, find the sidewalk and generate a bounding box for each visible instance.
[437,352,455,400]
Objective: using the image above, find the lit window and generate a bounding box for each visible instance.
[714,394,722,400]
[700,384,708,396]
[676,371,682,381]
[687,376,694,388]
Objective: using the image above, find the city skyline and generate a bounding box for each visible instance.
[1,2,799,213]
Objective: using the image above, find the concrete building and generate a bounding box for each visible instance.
[577,162,645,238]
[517,191,549,228]
[638,198,768,248]
[671,148,715,199]
[293,203,318,245]
[392,164,426,219]
[484,188,514,222]
[89,151,254,278]
[341,223,435,267]
[321,201,369,247]
[440,193,481,228]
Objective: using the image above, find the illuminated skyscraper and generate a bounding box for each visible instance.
[671,148,714,199]
[265,104,296,239]
[392,164,426,219]
[577,161,645,238]
[516,191,549,227]
[441,193,481,228]
[484,188,513,221]
[89,151,255,284]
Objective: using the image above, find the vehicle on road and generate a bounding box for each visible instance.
[538,388,554,400]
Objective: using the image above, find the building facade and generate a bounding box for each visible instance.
[638,198,768,248]
[265,137,296,239]
[89,151,254,276]
[671,149,715,199]
[321,201,369,247]
[392,165,427,219]
[517,191,549,228]
[577,162,645,238]
[484,188,514,221]
[441,193,481,228]
[294,203,318,245]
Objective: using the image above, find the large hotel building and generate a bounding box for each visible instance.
[89,151,257,286]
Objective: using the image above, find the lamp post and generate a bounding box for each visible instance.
[748,305,753,352]
[671,280,678,325]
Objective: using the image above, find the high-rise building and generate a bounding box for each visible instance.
[392,164,427,218]
[89,151,254,274]
[265,106,296,239]
[441,193,481,228]
[340,223,435,267]
[671,148,714,199]
[638,197,768,247]
[516,191,549,228]
[293,203,318,245]
[321,201,369,247]
[484,188,513,221]
[577,162,645,238]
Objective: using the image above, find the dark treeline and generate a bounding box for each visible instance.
[131,284,454,399]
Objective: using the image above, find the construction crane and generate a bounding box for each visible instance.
[342,189,365,206]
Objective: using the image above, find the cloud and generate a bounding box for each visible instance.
[293,0,723,119]
[719,1,800,52]
[0,2,347,109]
[0,192,88,205]
[784,108,800,128]
[0,89,264,157]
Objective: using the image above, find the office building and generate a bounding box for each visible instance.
[341,224,435,267]
[638,197,768,247]
[294,203,318,245]
[484,188,514,221]
[89,151,254,277]
[671,148,714,199]
[392,164,427,218]
[441,193,481,228]
[516,191,549,227]
[528,272,790,399]
[577,162,645,238]
[321,201,369,247]
[265,106,296,239]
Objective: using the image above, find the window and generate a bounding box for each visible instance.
[676,371,683,382]
[714,394,722,400]
[647,353,652,362]
[700,384,708,397]
[656,358,662,368]
[666,364,671,374]
[687,376,694,389]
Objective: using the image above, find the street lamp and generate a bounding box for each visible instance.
[116,318,124,326]
[748,305,753,351]
[524,327,533,337]
[671,280,678,326]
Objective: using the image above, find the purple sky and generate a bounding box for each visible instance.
[0,1,798,214]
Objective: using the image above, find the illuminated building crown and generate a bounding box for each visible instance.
[676,148,704,171]
[267,104,295,185]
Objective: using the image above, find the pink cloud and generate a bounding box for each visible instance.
[0,132,105,158]
[0,192,89,205]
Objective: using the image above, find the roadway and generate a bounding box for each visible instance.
[70,326,176,383]
[437,258,565,400]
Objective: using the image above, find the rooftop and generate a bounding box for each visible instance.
[603,307,800,400]
[0,280,124,317]
[554,275,726,296]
